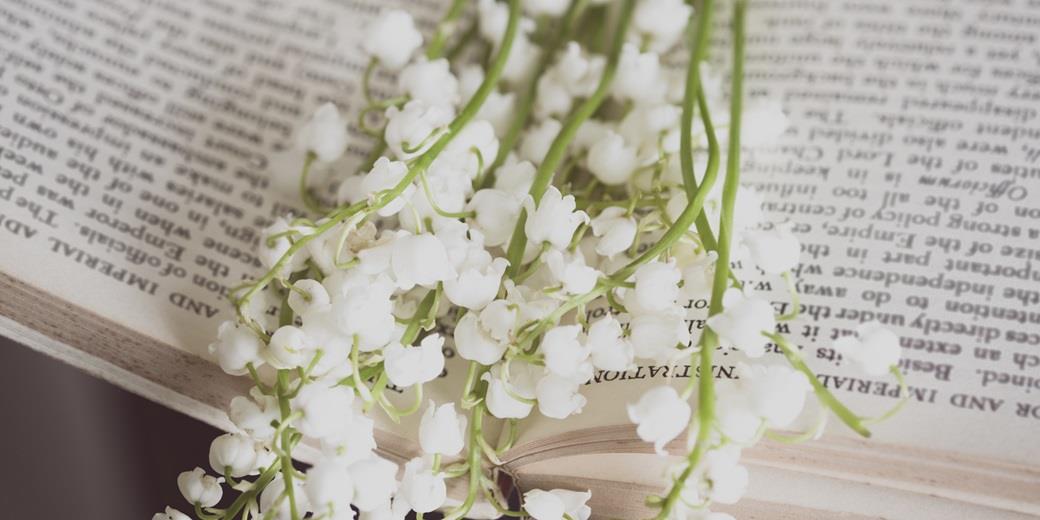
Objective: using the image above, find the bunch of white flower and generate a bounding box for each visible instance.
[160,1,907,520]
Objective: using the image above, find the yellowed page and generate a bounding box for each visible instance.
[0,0,470,439]
[511,0,1040,468]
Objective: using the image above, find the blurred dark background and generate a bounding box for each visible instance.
[0,335,222,518]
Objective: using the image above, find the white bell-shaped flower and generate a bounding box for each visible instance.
[629,309,690,362]
[523,489,592,520]
[483,361,540,419]
[706,288,776,358]
[536,374,587,419]
[737,363,812,429]
[349,456,399,512]
[292,384,355,440]
[209,433,260,478]
[391,233,457,290]
[541,325,593,382]
[229,391,279,440]
[399,58,459,106]
[613,44,666,104]
[296,103,348,163]
[632,0,692,52]
[519,118,562,164]
[554,42,604,98]
[258,217,309,277]
[629,260,682,313]
[741,97,789,147]
[454,311,509,365]
[679,250,716,300]
[399,457,447,513]
[443,120,500,180]
[419,401,467,456]
[714,391,762,444]
[590,207,637,259]
[743,223,800,275]
[524,186,589,251]
[383,334,446,387]
[468,189,523,247]
[585,315,635,371]
[534,72,574,120]
[628,385,691,454]
[332,276,397,351]
[385,100,453,160]
[321,413,377,466]
[177,467,223,507]
[260,475,311,520]
[288,279,331,316]
[152,507,191,520]
[703,446,750,504]
[833,321,901,376]
[266,325,315,369]
[362,9,423,69]
[209,321,264,376]
[494,155,536,194]
[590,129,636,185]
[305,458,354,516]
[361,157,415,217]
[444,254,508,311]
[545,249,600,295]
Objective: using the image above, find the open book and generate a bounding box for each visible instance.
[1,0,1037,518]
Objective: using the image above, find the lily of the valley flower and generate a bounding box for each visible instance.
[362,9,423,70]
[454,311,509,365]
[628,386,691,454]
[523,488,592,520]
[399,457,447,513]
[209,321,264,376]
[383,334,446,388]
[305,459,355,517]
[706,288,776,358]
[177,467,223,508]
[833,321,902,376]
[743,223,800,275]
[523,186,589,251]
[585,315,635,371]
[209,433,260,478]
[296,103,348,163]
[419,401,467,456]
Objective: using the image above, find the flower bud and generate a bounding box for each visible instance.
[208,433,259,478]
[419,401,467,456]
[177,467,223,508]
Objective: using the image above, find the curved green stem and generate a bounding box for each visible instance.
[427,0,467,60]
[298,152,327,214]
[482,0,588,189]
[766,332,871,437]
[504,0,637,277]
[656,1,744,517]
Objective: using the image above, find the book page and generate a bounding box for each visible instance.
[512,0,1040,467]
[0,0,472,434]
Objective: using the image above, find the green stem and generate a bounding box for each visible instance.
[656,1,742,517]
[298,152,327,214]
[766,332,871,437]
[504,0,637,277]
[275,370,300,520]
[444,403,486,520]
[427,0,468,59]
[482,0,587,189]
